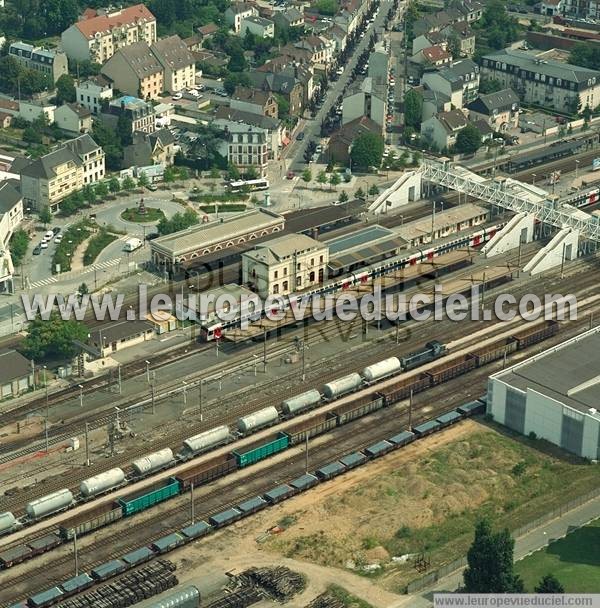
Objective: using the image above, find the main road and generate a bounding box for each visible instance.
[289,0,401,171]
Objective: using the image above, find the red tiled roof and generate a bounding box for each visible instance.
[422,45,450,62]
[81,8,98,20]
[74,4,156,40]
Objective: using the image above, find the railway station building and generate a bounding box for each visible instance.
[149,209,284,272]
[242,233,329,298]
[0,349,33,398]
[488,328,600,460]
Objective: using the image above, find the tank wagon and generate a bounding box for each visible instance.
[237,406,279,434]
[281,389,321,416]
[180,426,230,458]
[322,373,362,400]
[132,449,174,477]
[2,321,558,576]
[0,511,17,536]
[80,468,126,498]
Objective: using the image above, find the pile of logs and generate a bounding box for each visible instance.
[306,592,345,608]
[241,566,306,601]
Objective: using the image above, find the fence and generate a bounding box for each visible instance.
[405,485,600,593]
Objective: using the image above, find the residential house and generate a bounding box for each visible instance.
[0,350,34,398]
[241,16,275,38]
[64,133,106,186]
[197,23,219,41]
[421,59,480,108]
[18,101,56,124]
[272,8,304,29]
[215,106,283,158]
[342,77,387,128]
[249,70,304,115]
[151,35,196,94]
[0,100,19,117]
[0,113,12,129]
[412,31,447,56]
[231,87,278,118]
[323,24,348,54]
[0,181,23,248]
[441,22,475,58]
[422,86,452,121]
[54,103,93,136]
[76,76,113,115]
[227,125,270,176]
[242,233,328,299]
[457,0,483,22]
[466,88,520,131]
[183,35,203,52]
[61,4,157,64]
[481,49,600,114]
[8,42,68,83]
[420,109,469,151]
[257,60,314,105]
[123,128,177,168]
[101,41,163,100]
[19,134,104,211]
[225,2,258,33]
[102,96,156,135]
[328,115,381,164]
[295,35,333,69]
[412,45,452,67]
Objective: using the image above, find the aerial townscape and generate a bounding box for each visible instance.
[1,0,600,605]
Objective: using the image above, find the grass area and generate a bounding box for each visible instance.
[189,193,249,203]
[52,221,92,274]
[83,229,118,266]
[121,207,165,223]
[515,518,600,592]
[198,204,247,213]
[269,425,600,592]
[327,585,374,608]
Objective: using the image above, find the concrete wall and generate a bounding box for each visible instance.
[523,228,579,276]
[368,171,422,213]
[482,212,534,256]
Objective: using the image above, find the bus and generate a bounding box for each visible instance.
[227,178,270,193]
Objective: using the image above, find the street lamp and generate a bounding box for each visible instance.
[43,365,49,453]
[145,360,150,384]
[78,384,83,408]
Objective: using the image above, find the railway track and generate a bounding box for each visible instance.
[1,243,597,520]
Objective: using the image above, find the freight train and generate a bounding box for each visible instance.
[0,342,448,535]
[0,319,559,578]
[200,221,507,341]
[8,397,487,608]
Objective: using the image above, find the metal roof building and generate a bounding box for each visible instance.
[325,225,408,273]
[150,209,284,270]
[488,327,600,460]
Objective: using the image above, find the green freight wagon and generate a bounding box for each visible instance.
[118,477,181,516]
[232,432,289,467]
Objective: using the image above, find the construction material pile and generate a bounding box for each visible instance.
[306,592,345,608]
[241,566,306,601]
[58,560,177,608]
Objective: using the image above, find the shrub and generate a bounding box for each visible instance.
[83,229,117,266]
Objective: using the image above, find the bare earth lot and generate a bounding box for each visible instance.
[167,419,600,602]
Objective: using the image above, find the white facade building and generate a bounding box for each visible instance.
[76,76,114,115]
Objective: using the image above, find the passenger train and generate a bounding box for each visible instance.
[201,221,507,341]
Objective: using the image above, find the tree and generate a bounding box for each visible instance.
[302,168,312,183]
[21,313,89,362]
[228,164,241,180]
[138,171,150,188]
[210,167,221,179]
[39,205,52,227]
[535,575,564,594]
[157,208,199,235]
[315,0,338,15]
[9,229,29,267]
[339,190,349,203]
[82,184,96,204]
[479,78,504,94]
[77,282,89,302]
[23,126,42,144]
[275,94,290,119]
[368,184,379,197]
[463,520,524,593]
[177,166,190,180]
[355,187,365,199]
[329,172,341,189]
[244,166,258,180]
[404,88,423,129]
[122,176,136,191]
[117,113,133,147]
[95,181,108,199]
[351,132,385,170]
[317,170,328,189]
[163,166,176,183]
[455,124,482,155]
[224,72,251,96]
[55,73,76,105]
[108,177,121,193]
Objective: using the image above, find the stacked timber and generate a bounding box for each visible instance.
[241,566,306,601]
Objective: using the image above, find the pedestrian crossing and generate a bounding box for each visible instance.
[85,258,121,273]
[28,276,59,289]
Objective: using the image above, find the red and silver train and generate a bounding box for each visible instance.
[201,221,506,341]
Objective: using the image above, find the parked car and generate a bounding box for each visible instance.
[40,241,48,249]
[172,92,183,100]
[54,234,63,244]
[33,244,42,255]
[147,184,158,191]
[52,227,61,235]
[296,132,305,141]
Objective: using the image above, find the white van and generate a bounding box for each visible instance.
[123,238,142,252]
